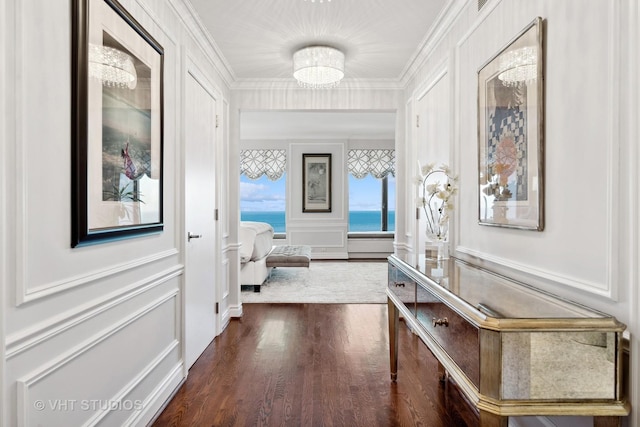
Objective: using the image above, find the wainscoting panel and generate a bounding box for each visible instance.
[288,229,347,259]
[16,291,180,427]
[453,0,621,299]
[13,0,181,306]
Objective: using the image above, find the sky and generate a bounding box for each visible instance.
[240,174,396,212]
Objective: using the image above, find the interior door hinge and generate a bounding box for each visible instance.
[215,115,219,128]
[215,209,219,221]
[416,207,420,220]
[416,115,420,128]
[215,302,219,314]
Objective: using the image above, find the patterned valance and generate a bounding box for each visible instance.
[240,149,287,181]
[348,149,395,179]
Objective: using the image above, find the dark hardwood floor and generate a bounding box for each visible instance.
[152,303,477,427]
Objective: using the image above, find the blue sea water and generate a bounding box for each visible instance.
[241,211,395,233]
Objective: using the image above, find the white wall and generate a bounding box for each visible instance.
[1,0,231,425]
[403,0,639,426]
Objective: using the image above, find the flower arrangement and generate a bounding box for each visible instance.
[416,163,458,242]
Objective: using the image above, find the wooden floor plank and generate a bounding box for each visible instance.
[153,303,476,426]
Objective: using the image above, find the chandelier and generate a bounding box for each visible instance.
[89,44,138,89]
[498,46,536,87]
[293,46,344,89]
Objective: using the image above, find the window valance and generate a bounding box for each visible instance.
[240,149,287,181]
[348,149,395,179]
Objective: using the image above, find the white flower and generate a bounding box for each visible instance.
[418,163,457,242]
[421,163,435,176]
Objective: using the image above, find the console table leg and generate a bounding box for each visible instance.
[594,416,621,427]
[479,410,508,427]
[387,297,399,382]
[437,361,446,382]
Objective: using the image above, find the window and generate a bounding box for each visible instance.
[347,149,395,232]
[348,175,395,232]
[240,174,286,233]
[240,149,287,233]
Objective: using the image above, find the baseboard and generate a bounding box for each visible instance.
[135,363,184,427]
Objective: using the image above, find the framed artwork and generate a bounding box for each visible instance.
[477,17,544,231]
[71,0,164,247]
[302,154,332,212]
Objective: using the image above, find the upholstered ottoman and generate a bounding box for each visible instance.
[266,245,312,268]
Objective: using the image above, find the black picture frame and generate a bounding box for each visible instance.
[71,0,164,247]
[302,154,331,213]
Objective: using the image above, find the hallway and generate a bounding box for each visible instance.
[152,303,475,426]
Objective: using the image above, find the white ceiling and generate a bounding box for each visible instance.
[187,0,449,138]
[188,0,449,83]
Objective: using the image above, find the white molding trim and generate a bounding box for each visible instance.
[312,252,349,260]
[414,58,449,102]
[16,290,179,427]
[83,340,180,426]
[0,0,8,424]
[186,53,220,102]
[232,78,403,91]
[456,0,503,48]
[451,2,622,299]
[400,0,467,86]
[7,265,183,359]
[13,0,180,307]
[606,0,622,301]
[456,246,615,298]
[130,362,184,427]
[134,0,179,49]
[16,249,179,305]
[220,307,231,334]
[166,0,235,87]
[228,304,243,319]
[222,257,230,299]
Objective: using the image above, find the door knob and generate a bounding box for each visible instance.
[188,232,202,242]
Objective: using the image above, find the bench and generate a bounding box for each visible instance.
[246,245,311,292]
[266,245,312,268]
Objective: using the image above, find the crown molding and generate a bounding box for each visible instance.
[399,0,467,87]
[168,0,236,87]
[231,78,404,91]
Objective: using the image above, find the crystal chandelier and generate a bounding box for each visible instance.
[498,46,536,87]
[89,44,138,89]
[293,46,345,89]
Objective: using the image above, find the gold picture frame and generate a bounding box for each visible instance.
[477,17,544,231]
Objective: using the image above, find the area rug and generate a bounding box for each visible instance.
[241,261,388,304]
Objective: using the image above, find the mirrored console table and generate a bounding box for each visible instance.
[386,254,630,427]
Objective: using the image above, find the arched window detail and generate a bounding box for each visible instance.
[348,149,395,179]
[240,149,287,181]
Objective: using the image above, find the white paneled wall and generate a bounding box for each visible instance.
[404,1,639,426]
[2,0,231,425]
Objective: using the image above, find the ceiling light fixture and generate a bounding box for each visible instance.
[498,46,536,87]
[304,0,331,3]
[293,46,344,89]
[89,44,138,89]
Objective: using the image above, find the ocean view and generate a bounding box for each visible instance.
[241,211,395,233]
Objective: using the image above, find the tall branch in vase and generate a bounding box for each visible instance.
[416,163,458,242]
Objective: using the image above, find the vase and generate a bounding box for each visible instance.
[425,236,449,261]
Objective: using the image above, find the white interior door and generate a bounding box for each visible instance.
[184,70,218,369]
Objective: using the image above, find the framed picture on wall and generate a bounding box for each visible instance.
[302,154,332,212]
[71,0,164,247]
[477,16,544,231]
